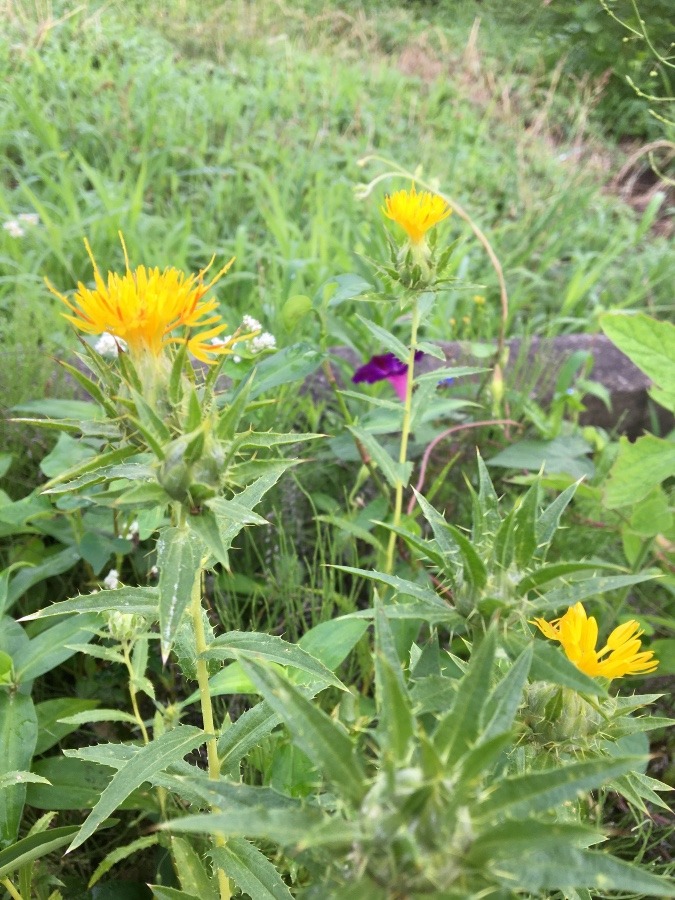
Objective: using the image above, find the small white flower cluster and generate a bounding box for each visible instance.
[251,332,276,353]
[125,519,139,540]
[3,213,40,238]
[94,332,127,358]
[242,314,262,332]
[103,568,120,590]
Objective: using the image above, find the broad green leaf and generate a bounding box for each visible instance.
[0,825,78,877]
[6,546,81,610]
[157,526,203,661]
[34,698,100,755]
[68,725,205,851]
[204,631,345,690]
[297,619,368,673]
[249,342,323,399]
[488,436,594,479]
[604,434,675,508]
[210,841,293,900]
[348,426,410,488]
[20,586,159,621]
[239,659,366,804]
[326,274,372,307]
[0,693,37,844]
[476,756,639,819]
[14,613,98,682]
[28,756,156,812]
[601,312,675,412]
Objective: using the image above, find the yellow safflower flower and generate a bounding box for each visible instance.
[382,184,451,246]
[47,236,242,364]
[532,602,658,680]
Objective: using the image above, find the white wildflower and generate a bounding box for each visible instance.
[3,220,25,238]
[251,332,276,353]
[103,569,120,590]
[233,355,241,363]
[17,213,40,226]
[242,314,262,332]
[210,334,231,348]
[94,332,126,357]
[148,565,159,579]
[125,520,139,540]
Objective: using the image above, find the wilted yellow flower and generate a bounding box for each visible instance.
[382,184,451,246]
[47,236,242,364]
[532,602,658,680]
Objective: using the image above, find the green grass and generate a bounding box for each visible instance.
[1,0,673,390]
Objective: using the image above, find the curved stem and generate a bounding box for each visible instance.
[385,299,420,573]
[1,878,23,900]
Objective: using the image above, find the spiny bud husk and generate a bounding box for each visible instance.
[158,432,226,503]
[523,683,603,749]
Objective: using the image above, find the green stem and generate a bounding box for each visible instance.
[385,299,420,574]
[1,878,24,900]
[122,643,149,745]
[190,561,231,900]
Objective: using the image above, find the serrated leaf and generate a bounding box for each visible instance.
[354,315,409,362]
[210,841,293,900]
[482,644,533,741]
[158,526,204,661]
[477,756,639,819]
[205,632,345,690]
[536,571,659,611]
[20,587,159,621]
[89,834,159,888]
[0,693,37,844]
[68,725,206,851]
[171,836,218,900]
[239,659,366,804]
[604,434,675,508]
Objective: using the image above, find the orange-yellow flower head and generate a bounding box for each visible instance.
[382,184,451,246]
[47,236,244,364]
[532,603,658,680]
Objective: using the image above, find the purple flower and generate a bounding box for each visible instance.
[353,351,424,401]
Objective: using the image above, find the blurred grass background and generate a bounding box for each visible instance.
[1,0,673,422]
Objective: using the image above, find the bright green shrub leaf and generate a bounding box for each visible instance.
[211,841,293,900]
[0,692,37,845]
[650,638,675,675]
[249,342,323,399]
[601,312,675,412]
[14,613,99,682]
[488,436,594,479]
[68,725,205,851]
[239,659,366,804]
[604,434,675,508]
[535,480,580,557]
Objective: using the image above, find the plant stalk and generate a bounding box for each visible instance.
[385,298,420,573]
[190,561,231,900]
